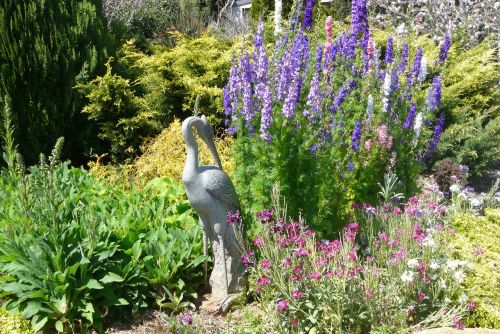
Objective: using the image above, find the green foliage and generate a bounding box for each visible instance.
[451,209,500,328]
[250,0,293,24]
[77,58,163,162]
[0,0,112,164]
[0,309,33,334]
[0,123,205,332]
[80,34,231,162]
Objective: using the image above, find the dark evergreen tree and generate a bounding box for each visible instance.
[0,0,112,165]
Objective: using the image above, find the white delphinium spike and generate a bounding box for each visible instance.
[418,56,428,82]
[381,72,392,113]
[275,0,282,36]
[414,112,423,138]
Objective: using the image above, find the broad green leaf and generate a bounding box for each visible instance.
[86,279,104,290]
[100,272,124,284]
[55,320,64,332]
[32,315,48,333]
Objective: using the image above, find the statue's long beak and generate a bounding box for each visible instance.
[206,138,223,170]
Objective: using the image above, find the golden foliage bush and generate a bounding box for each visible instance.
[89,119,235,188]
[451,209,500,328]
[0,309,32,334]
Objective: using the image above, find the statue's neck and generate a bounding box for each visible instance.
[184,126,199,173]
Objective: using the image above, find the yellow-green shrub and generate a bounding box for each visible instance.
[451,209,500,328]
[0,309,33,334]
[89,119,235,188]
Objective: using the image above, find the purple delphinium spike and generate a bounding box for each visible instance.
[351,0,369,38]
[258,83,273,141]
[240,51,255,133]
[428,114,445,153]
[399,43,409,73]
[253,21,268,83]
[330,86,348,113]
[403,103,417,129]
[283,31,309,119]
[276,48,293,101]
[304,43,323,119]
[223,86,232,119]
[303,0,314,30]
[407,47,423,87]
[351,120,362,152]
[436,34,451,65]
[385,36,394,64]
[427,76,442,110]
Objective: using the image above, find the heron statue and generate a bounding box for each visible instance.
[181,115,246,313]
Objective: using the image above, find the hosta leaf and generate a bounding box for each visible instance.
[100,272,124,284]
[55,320,64,332]
[86,279,104,290]
[23,301,46,318]
[31,315,48,333]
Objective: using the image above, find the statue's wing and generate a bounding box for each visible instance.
[201,168,240,209]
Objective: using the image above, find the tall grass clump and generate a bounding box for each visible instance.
[225,0,451,233]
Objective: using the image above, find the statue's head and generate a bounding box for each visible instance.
[181,115,222,169]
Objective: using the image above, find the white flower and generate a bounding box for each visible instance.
[444,297,451,304]
[459,293,468,304]
[366,95,374,121]
[469,198,482,207]
[449,184,461,193]
[407,259,419,269]
[401,271,415,283]
[382,72,392,113]
[446,259,460,271]
[414,112,423,138]
[439,279,447,289]
[430,262,440,270]
[454,270,465,283]
[422,236,436,248]
[418,56,428,82]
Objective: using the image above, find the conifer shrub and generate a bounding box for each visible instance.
[0,309,33,334]
[0,0,112,164]
[450,209,500,328]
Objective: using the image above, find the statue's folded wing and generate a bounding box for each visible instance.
[202,168,240,209]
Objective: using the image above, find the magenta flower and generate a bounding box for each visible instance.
[348,249,358,262]
[416,292,426,302]
[253,237,264,248]
[283,257,292,268]
[256,275,271,286]
[392,207,402,215]
[467,301,477,311]
[256,209,274,222]
[277,299,288,312]
[453,316,464,330]
[292,290,304,299]
[309,272,321,280]
[226,210,241,225]
[474,247,485,257]
[364,139,372,151]
[261,259,271,269]
[293,247,310,257]
[365,289,374,299]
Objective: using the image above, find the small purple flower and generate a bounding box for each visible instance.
[277,299,288,312]
[304,43,323,119]
[253,237,264,248]
[226,210,241,225]
[467,301,477,311]
[436,34,451,65]
[330,86,349,113]
[351,120,362,152]
[416,292,426,302]
[178,311,193,326]
[453,316,464,330]
[385,36,394,64]
[256,209,274,222]
[403,103,417,129]
[261,259,271,269]
[256,275,271,286]
[302,0,314,30]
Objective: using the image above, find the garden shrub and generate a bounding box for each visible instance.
[0,309,33,334]
[89,119,235,188]
[0,109,205,333]
[450,209,500,328]
[0,0,112,165]
[80,34,232,162]
[225,1,450,233]
[242,191,472,333]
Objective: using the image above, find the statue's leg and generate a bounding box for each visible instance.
[200,218,208,283]
[218,235,229,296]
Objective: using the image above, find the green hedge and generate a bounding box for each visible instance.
[0,309,33,334]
